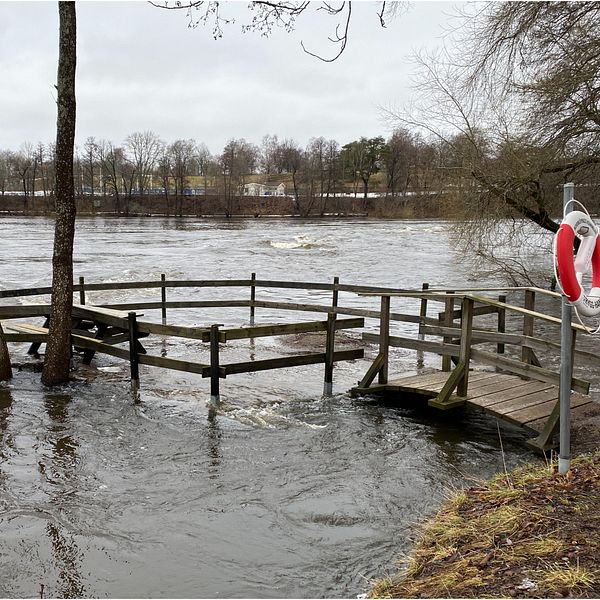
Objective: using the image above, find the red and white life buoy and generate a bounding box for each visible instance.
[555,210,600,316]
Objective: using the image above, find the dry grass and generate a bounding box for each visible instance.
[371,450,600,598]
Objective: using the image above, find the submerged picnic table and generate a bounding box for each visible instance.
[1,304,148,362]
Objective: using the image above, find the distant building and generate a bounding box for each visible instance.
[241,182,286,197]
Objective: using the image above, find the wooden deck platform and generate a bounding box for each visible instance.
[352,370,594,447]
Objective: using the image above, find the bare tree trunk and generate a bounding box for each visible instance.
[42,1,76,386]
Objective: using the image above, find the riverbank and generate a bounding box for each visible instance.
[371,446,600,598]
[0,192,446,219]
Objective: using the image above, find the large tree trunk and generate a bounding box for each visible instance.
[42,1,77,386]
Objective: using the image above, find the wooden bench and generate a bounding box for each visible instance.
[2,322,49,343]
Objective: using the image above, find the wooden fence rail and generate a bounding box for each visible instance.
[0,274,592,416]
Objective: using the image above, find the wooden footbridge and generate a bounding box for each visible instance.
[0,275,597,451]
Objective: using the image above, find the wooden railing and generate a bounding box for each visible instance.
[355,287,592,406]
[0,275,593,405]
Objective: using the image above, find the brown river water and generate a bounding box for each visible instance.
[0,216,577,598]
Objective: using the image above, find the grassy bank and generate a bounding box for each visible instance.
[371,451,600,598]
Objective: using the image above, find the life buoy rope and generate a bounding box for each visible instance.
[554,202,600,324]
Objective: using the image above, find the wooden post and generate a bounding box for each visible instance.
[418,282,429,340]
[332,276,339,313]
[79,276,86,305]
[323,311,336,395]
[457,296,474,397]
[378,295,390,384]
[441,292,455,372]
[161,273,167,325]
[521,289,536,364]
[497,294,506,355]
[210,324,221,408]
[0,323,12,381]
[250,272,256,325]
[127,312,140,390]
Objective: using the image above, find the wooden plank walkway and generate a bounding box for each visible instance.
[354,370,593,437]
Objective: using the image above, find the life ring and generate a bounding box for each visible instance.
[555,210,600,316]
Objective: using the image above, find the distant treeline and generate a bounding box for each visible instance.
[0,129,459,217]
[0,191,446,219]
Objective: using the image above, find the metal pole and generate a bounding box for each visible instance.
[559,182,575,474]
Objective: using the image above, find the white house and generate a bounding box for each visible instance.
[241,182,286,197]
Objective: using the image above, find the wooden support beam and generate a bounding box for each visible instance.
[210,324,222,408]
[161,273,167,325]
[522,289,536,364]
[497,294,506,356]
[527,399,560,452]
[323,312,336,396]
[0,323,12,381]
[128,312,140,390]
[418,282,429,340]
[332,276,340,312]
[379,295,390,384]
[457,296,474,397]
[428,362,467,410]
[441,292,455,372]
[79,276,86,305]
[357,353,385,389]
[250,272,256,325]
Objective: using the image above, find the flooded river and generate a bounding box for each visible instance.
[0,217,553,597]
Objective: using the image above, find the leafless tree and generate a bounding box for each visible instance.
[36,143,53,198]
[82,136,98,196]
[13,144,35,198]
[260,134,280,175]
[384,0,600,285]
[156,145,173,213]
[0,151,10,196]
[195,142,212,202]
[277,138,303,211]
[169,139,197,215]
[99,141,126,213]
[42,0,77,385]
[383,128,415,200]
[124,130,164,195]
[219,138,259,216]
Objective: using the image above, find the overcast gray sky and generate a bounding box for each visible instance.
[0,1,462,154]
